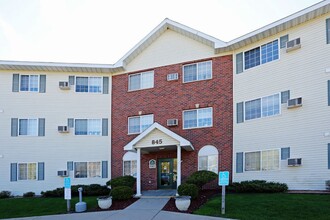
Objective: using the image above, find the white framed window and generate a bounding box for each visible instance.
[245,93,280,121]
[74,119,102,135]
[183,107,212,129]
[128,114,153,134]
[74,162,101,178]
[245,149,280,172]
[18,163,37,180]
[123,152,137,177]
[19,119,38,136]
[239,39,279,72]
[183,61,212,83]
[128,71,154,91]
[76,77,102,93]
[20,75,39,92]
[198,145,218,174]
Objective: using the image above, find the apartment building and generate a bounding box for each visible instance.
[0,63,112,195]
[232,1,330,190]
[111,19,233,195]
[0,0,329,195]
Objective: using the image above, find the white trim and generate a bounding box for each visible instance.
[124,122,194,151]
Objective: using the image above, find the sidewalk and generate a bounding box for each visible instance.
[4,197,231,220]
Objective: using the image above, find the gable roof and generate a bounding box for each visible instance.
[124,122,194,151]
[0,0,329,72]
[217,0,330,53]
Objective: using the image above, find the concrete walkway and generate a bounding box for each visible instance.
[4,193,231,220]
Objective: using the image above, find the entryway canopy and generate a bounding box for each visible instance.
[124,122,194,152]
[123,122,194,197]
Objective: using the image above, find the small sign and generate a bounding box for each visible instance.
[149,159,156,169]
[64,177,71,188]
[64,188,71,200]
[219,171,229,186]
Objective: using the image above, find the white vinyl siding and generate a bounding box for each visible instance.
[183,61,212,83]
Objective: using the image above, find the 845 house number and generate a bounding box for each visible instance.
[151,139,163,145]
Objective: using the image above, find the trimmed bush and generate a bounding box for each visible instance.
[41,184,109,197]
[106,176,136,188]
[178,183,199,199]
[0,191,11,199]
[110,186,133,200]
[186,170,218,189]
[229,180,288,193]
[23,192,35,198]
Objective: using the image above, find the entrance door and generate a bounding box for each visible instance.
[158,158,177,189]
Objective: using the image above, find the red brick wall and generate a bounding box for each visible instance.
[111,55,233,190]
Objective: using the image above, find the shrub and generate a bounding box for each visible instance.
[229,180,288,193]
[186,170,218,189]
[0,191,11,199]
[23,192,35,198]
[106,176,136,189]
[41,184,109,197]
[110,186,133,200]
[178,183,199,199]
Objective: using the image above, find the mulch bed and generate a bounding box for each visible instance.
[162,189,221,214]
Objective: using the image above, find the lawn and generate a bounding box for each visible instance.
[194,193,330,220]
[0,196,98,219]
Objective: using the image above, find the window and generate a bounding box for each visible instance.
[128,114,153,134]
[74,162,101,178]
[198,145,218,174]
[123,152,137,177]
[76,77,102,93]
[244,47,260,70]
[128,71,154,91]
[183,61,212,83]
[261,40,279,64]
[18,163,37,180]
[241,39,279,71]
[326,18,330,44]
[75,119,102,135]
[245,94,280,121]
[245,149,280,172]
[183,107,212,129]
[19,119,38,136]
[20,75,39,92]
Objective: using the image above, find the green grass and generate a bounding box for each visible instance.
[0,196,98,219]
[194,193,330,220]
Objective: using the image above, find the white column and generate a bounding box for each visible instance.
[136,148,142,197]
[177,145,181,195]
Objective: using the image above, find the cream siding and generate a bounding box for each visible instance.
[0,71,111,195]
[135,129,179,148]
[125,29,215,73]
[233,14,330,190]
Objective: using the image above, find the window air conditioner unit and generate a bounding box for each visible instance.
[288,158,302,166]
[167,119,178,126]
[167,73,179,81]
[59,81,70,90]
[58,126,69,133]
[57,170,68,177]
[287,97,302,109]
[286,38,301,52]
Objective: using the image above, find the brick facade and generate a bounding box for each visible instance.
[111,55,233,190]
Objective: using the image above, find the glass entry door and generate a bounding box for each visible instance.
[158,158,177,189]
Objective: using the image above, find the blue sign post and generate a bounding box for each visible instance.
[219,171,229,214]
[64,177,71,212]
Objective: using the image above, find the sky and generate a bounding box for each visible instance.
[0,0,323,64]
